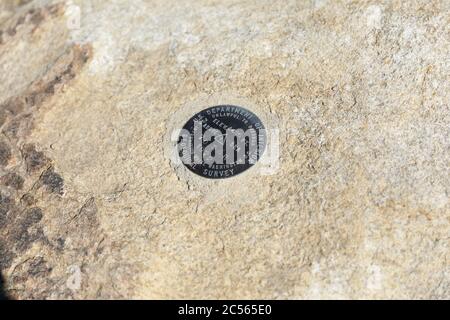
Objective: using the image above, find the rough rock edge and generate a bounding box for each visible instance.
[0,2,100,299]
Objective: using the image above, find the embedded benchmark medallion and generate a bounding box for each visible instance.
[177,105,266,179]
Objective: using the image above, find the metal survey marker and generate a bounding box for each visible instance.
[177,105,266,179]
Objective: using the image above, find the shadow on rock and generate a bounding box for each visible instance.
[0,271,9,300]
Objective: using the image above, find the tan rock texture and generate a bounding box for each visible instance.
[0,0,449,299]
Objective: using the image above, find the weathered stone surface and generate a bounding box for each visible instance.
[0,0,448,299]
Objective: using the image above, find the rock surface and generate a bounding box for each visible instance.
[0,0,449,299]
